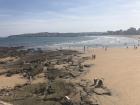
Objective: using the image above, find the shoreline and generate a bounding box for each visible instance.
[0,35,140,50]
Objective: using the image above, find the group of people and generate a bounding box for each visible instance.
[134,45,138,49]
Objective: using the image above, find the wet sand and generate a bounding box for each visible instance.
[82,48,140,105]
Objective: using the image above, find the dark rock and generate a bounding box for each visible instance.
[81,96,98,105]
[93,88,111,96]
[70,71,80,78]
[84,64,91,68]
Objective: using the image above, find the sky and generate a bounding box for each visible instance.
[0,0,140,36]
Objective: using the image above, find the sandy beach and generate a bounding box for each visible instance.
[81,47,140,105]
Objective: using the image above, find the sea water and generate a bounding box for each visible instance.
[0,35,139,49]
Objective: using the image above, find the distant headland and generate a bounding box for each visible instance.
[8,27,140,37]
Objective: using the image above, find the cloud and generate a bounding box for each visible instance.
[1,0,140,36]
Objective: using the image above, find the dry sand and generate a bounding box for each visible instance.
[82,47,140,105]
[0,73,47,89]
[0,74,27,89]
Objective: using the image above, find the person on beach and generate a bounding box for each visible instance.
[105,47,107,51]
[84,46,86,52]
[134,45,138,49]
[92,54,96,60]
[93,78,104,88]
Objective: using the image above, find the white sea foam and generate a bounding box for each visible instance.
[16,35,139,49]
[50,36,139,48]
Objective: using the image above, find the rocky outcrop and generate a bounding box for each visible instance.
[0,101,12,105]
[0,48,111,105]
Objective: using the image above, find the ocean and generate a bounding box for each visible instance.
[0,35,139,49]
